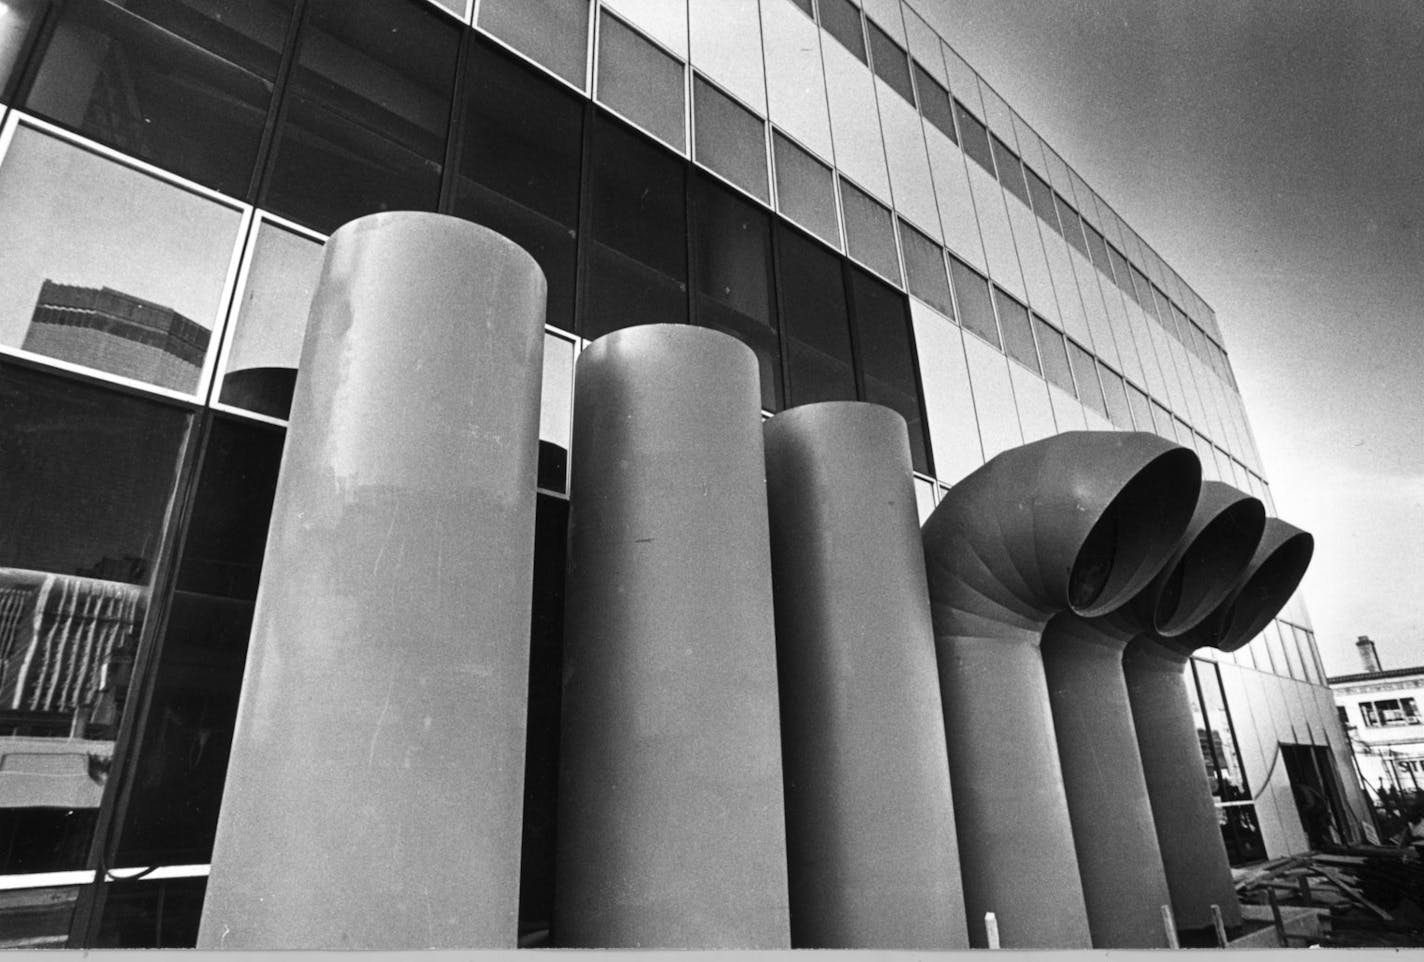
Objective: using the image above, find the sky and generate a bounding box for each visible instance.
[912,0,1424,676]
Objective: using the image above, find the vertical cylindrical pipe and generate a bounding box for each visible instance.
[1041,615,1172,948]
[554,325,789,948]
[1122,636,1238,929]
[763,402,967,949]
[197,213,547,949]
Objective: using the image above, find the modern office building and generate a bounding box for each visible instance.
[0,0,1364,948]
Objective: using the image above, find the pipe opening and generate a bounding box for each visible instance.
[1154,498,1266,636]
[1216,531,1314,651]
[1069,448,1198,618]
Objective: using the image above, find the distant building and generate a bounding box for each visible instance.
[1329,636,1424,794]
[24,281,209,392]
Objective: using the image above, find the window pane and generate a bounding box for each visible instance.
[0,0,44,102]
[0,125,242,395]
[952,100,992,173]
[24,0,292,198]
[866,20,912,104]
[773,130,840,247]
[1056,194,1088,256]
[539,334,574,492]
[819,0,865,62]
[1126,382,1153,431]
[94,876,206,948]
[264,0,459,233]
[478,0,589,88]
[219,221,324,421]
[990,135,1029,206]
[1150,399,1173,436]
[912,61,955,142]
[597,11,684,151]
[778,223,855,405]
[847,266,929,473]
[109,415,282,870]
[900,218,952,316]
[1025,167,1058,233]
[1098,362,1132,428]
[691,174,780,410]
[455,39,584,333]
[949,255,998,347]
[1083,222,1110,270]
[0,364,189,881]
[693,75,768,202]
[1033,315,1074,395]
[1067,340,1106,417]
[840,178,899,284]
[993,286,1037,374]
[581,112,687,340]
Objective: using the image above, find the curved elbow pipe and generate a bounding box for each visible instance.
[1041,482,1264,947]
[1126,515,1313,931]
[923,431,1199,948]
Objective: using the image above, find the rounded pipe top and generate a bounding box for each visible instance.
[1150,482,1266,637]
[922,431,1200,635]
[1214,518,1314,652]
[327,211,546,282]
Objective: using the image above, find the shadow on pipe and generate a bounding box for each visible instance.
[922,431,1199,948]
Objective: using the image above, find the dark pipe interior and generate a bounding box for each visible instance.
[1069,448,1198,618]
[1216,532,1315,651]
[1154,498,1265,635]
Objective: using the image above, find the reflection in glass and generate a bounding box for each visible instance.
[24,0,293,197]
[92,876,207,948]
[0,0,43,101]
[108,417,281,870]
[597,11,684,151]
[778,223,855,406]
[0,125,241,394]
[456,39,584,333]
[539,334,574,492]
[0,364,189,915]
[477,0,589,88]
[219,221,324,420]
[847,267,929,474]
[691,174,780,410]
[582,112,687,340]
[264,0,459,233]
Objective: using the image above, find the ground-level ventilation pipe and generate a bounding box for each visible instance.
[921,430,1200,948]
[1124,517,1314,933]
[1040,481,1265,947]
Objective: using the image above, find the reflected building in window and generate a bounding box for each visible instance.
[24,281,209,392]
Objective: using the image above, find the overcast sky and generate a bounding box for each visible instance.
[912,0,1424,675]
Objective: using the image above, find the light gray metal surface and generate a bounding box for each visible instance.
[553,324,789,949]
[763,401,967,949]
[197,213,547,949]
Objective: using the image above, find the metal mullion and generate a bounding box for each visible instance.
[572,99,596,339]
[249,0,310,206]
[436,19,476,213]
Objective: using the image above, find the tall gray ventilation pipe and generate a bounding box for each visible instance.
[1040,482,1265,947]
[1124,517,1314,931]
[554,325,790,948]
[197,214,547,949]
[763,402,967,949]
[921,431,1199,948]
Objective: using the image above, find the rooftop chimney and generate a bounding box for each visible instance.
[1357,635,1382,673]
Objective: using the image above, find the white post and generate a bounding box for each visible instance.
[984,912,1000,950]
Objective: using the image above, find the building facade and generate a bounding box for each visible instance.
[1331,636,1424,799]
[0,0,1363,947]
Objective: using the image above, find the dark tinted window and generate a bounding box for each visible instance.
[993,286,1038,374]
[1055,194,1088,256]
[110,415,283,868]
[953,100,993,173]
[990,135,1029,205]
[772,130,840,246]
[1025,167,1058,232]
[948,255,998,347]
[819,0,865,62]
[455,39,584,333]
[1033,315,1074,395]
[1098,363,1132,429]
[0,363,189,877]
[912,62,955,142]
[866,21,913,103]
[787,0,814,16]
[597,10,685,151]
[778,223,855,405]
[1126,382,1153,431]
[1067,340,1106,417]
[841,178,900,283]
[263,0,460,232]
[94,876,207,948]
[581,112,688,339]
[694,76,769,202]
[691,175,780,410]
[900,219,952,317]
[1107,245,1133,291]
[1128,266,1154,309]
[1083,222,1110,270]
[477,0,590,88]
[847,267,929,473]
[24,0,293,198]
